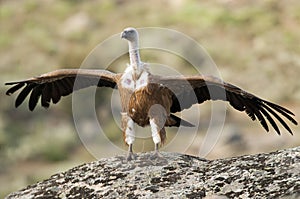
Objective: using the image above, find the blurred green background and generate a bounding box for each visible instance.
[1,0,300,197]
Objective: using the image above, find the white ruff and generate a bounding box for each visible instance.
[150,118,161,144]
[125,117,135,145]
[136,71,148,90]
[121,66,149,90]
[121,66,135,90]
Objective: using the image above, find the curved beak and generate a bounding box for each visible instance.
[121,31,126,39]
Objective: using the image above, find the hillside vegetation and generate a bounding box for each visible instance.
[1,0,300,197]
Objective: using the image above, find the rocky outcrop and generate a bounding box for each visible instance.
[6,147,300,199]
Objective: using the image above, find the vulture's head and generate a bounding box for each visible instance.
[121,27,139,43]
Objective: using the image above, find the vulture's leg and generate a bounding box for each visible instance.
[154,128,166,159]
[121,113,136,160]
[149,118,166,159]
[148,104,167,159]
[127,143,135,161]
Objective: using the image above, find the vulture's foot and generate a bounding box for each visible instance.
[150,143,164,160]
[126,144,136,161]
[126,152,137,161]
[150,151,164,160]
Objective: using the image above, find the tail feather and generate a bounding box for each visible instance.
[166,114,194,127]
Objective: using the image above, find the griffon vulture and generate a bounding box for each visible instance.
[5,27,298,160]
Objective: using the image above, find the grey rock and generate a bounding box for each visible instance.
[6,147,300,199]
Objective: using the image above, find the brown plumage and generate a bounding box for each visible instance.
[5,27,297,160]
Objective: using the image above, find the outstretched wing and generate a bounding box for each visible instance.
[6,69,121,111]
[151,75,297,135]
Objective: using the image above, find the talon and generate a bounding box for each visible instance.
[151,151,164,160]
[126,144,136,161]
[127,152,137,161]
[150,143,164,159]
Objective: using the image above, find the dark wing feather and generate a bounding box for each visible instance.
[6,82,25,95]
[259,105,280,134]
[5,69,120,111]
[151,75,297,134]
[41,83,52,108]
[29,84,44,111]
[261,103,293,134]
[15,83,36,108]
[51,82,61,104]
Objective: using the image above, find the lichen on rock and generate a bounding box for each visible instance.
[6,147,300,199]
